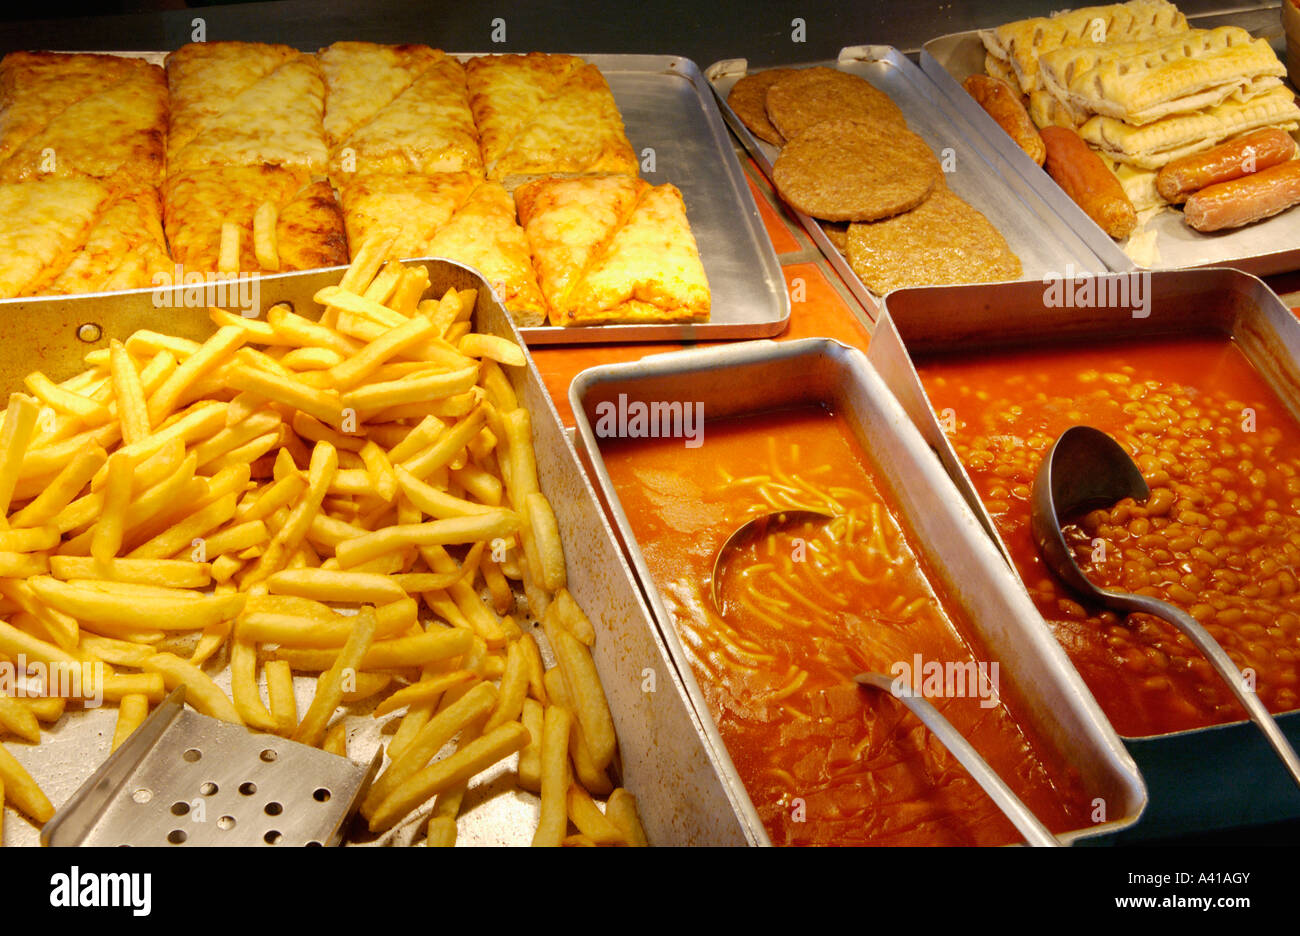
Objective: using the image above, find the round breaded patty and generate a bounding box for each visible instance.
[845,183,1023,294]
[771,119,940,222]
[727,68,799,146]
[765,67,908,140]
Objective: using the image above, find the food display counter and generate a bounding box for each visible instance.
[0,0,1298,859]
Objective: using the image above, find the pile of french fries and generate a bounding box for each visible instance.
[0,245,646,847]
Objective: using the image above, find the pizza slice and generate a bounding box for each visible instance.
[339,171,547,327]
[0,178,112,297]
[0,52,167,186]
[47,185,171,294]
[164,165,347,275]
[466,53,637,183]
[326,53,482,182]
[318,42,443,150]
[515,175,710,326]
[166,43,328,175]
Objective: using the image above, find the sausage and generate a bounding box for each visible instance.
[963,74,1045,166]
[1156,128,1298,204]
[1039,125,1137,239]
[1183,159,1300,232]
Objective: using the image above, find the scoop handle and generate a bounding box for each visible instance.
[855,672,1061,846]
[1108,591,1300,790]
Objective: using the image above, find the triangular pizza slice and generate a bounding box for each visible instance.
[0,53,167,186]
[47,185,171,294]
[328,55,482,182]
[339,171,546,327]
[166,43,327,175]
[516,175,709,326]
[318,42,443,150]
[466,52,585,174]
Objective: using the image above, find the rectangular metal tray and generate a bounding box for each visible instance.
[871,268,1300,840]
[704,46,1107,320]
[569,337,1146,845]
[920,7,1300,276]
[16,50,789,347]
[0,258,753,846]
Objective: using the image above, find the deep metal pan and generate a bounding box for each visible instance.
[873,268,1300,840]
[704,45,1107,320]
[920,7,1300,276]
[0,259,752,846]
[570,337,1146,845]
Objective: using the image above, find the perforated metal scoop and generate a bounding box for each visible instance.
[42,687,381,846]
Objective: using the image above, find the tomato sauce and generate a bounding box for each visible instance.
[599,404,1091,845]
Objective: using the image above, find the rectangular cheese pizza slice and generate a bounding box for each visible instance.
[0,52,167,186]
[47,185,171,294]
[0,178,111,297]
[515,175,710,326]
[339,171,547,326]
[325,51,482,182]
[166,42,328,175]
[318,42,443,151]
[164,165,347,275]
[466,53,637,185]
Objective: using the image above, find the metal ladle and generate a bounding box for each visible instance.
[1031,425,1300,790]
[708,509,835,611]
[708,509,1062,844]
[855,673,1061,846]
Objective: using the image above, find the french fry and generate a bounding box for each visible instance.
[267,568,406,605]
[335,511,518,569]
[253,201,280,271]
[91,452,134,563]
[605,788,648,847]
[368,720,529,833]
[50,556,211,589]
[217,222,239,274]
[0,695,41,743]
[111,694,149,752]
[8,447,106,528]
[371,670,477,717]
[458,333,526,368]
[147,326,247,426]
[100,673,166,704]
[292,605,378,747]
[485,639,528,732]
[543,666,612,795]
[0,743,53,823]
[361,681,497,818]
[230,637,277,731]
[425,814,457,847]
[265,659,298,736]
[323,721,347,757]
[518,697,544,792]
[0,393,40,522]
[28,577,244,632]
[109,340,150,446]
[525,492,566,592]
[532,705,572,847]
[567,784,625,845]
[140,653,241,724]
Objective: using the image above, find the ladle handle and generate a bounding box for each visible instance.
[855,672,1061,847]
[1113,592,1300,790]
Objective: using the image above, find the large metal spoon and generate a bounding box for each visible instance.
[708,509,835,611]
[855,672,1061,846]
[1031,425,1300,790]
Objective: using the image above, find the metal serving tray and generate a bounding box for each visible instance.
[872,268,1300,840]
[921,6,1300,276]
[29,50,788,347]
[704,46,1106,320]
[569,337,1146,845]
[0,258,752,846]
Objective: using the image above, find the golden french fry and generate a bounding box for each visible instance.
[335,511,518,569]
[28,577,244,632]
[426,814,457,847]
[49,556,211,589]
[532,705,572,847]
[518,697,544,793]
[606,788,648,846]
[111,694,150,752]
[0,695,41,743]
[458,333,526,368]
[230,637,277,731]
[140,653,241,724]
[218,221,240,273]
[361,681,498,819]
[78,634,156,668]
[0,393,40,522]
[147,326,247,426]
[100,673,166,704]
[368,720,529,833]
[485,639,528,732]
[9,447,106,528]
[371,670,477,717]
[109,340,150,446]
[267,568,406,605]
[253,201,280,270]
[525,492,566,592]
[567,784,625,845]
[0,743,53,823]
[292,605,378,747]
[323,721,347,757]
[91,451,134,563]
[543,666,612,795]
[551,588,597,646]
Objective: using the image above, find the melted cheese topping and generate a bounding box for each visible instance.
[168,48,327,174]
[329,57,482,181]
[319,42,442,149]
[339,171,478,259]
[49,186,170,293]
[0,178,110,297]
[466,53,585,170]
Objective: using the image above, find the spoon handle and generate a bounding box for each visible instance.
[855,672,1061,846]
[1114,592,1300,790]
